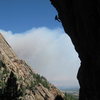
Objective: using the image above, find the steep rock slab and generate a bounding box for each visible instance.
[0,33,65,100]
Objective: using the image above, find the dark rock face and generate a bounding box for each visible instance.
[55,95,64,100]
[50,0,100,100]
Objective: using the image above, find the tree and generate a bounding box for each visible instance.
[0,71,22,100]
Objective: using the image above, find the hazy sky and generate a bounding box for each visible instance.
[0,0,80,88]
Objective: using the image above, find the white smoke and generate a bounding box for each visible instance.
[0,27,80,88]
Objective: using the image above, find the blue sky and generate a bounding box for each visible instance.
[0,0,61,33]
[0,0,80,88]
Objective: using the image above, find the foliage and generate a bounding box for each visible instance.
[0,65,9,89]
[32,73,50,89]
[0,71,23,100]
[0,60,5,68]
[64,93,78,100]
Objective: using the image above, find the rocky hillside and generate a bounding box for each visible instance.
[0,33,65,100]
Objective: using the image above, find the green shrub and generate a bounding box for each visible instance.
[64,92,78,100]
[32,74,50,89]
[0,71,23,100]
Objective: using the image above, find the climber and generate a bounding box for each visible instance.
[55,15,61,22]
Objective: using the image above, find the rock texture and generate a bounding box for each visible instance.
[50,0,100,100]
[0,33,65,100]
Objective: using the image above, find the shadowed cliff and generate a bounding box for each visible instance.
[50,0,100,100]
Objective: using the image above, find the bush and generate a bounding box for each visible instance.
[64,92,78,100]
[0,71,23,100]
[32,74,50,89]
